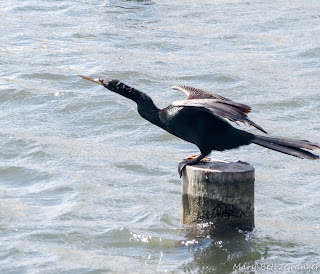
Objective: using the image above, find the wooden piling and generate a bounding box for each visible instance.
[180,159,254,231]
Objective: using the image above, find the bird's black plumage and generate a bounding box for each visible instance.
[80,76,320,176]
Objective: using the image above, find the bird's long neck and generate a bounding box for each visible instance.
[102,80,163,127]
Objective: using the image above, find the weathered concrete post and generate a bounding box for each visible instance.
[180,159,254,231]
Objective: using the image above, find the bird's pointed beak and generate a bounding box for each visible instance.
[78,75,103,85]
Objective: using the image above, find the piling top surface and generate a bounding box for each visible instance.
[186,159,254,173]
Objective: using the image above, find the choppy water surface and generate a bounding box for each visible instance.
[1,0,320,273]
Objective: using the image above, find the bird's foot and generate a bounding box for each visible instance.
[178,155,210,178]
[185,155,211,162]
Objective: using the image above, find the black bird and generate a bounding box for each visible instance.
[79,75,319,176]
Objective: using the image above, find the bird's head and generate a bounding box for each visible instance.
[78,75,121,88]
[79,75,126,93]
[79,75,142,101]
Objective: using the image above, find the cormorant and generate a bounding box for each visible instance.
[79,75,319,176]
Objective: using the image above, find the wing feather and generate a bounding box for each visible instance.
[171,99,267,134]
[171,85,251,114]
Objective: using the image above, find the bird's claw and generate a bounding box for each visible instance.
[178,161,189,178]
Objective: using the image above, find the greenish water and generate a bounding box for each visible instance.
[1,1,319,273]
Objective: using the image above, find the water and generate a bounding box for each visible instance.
[1,0,320,273]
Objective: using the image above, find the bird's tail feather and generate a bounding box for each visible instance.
[252,135,320,160]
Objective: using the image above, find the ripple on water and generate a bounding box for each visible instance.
[176,73,245,87]
[0,166,51,187]
[299,46,320,57]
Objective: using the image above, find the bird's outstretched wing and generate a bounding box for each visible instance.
[172,85,251,114]
[171,99,267,134]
